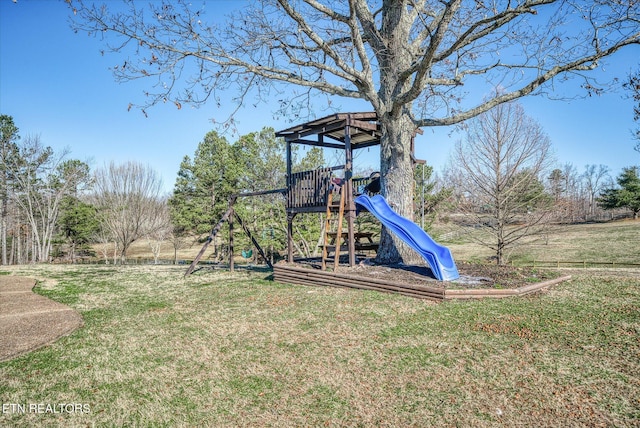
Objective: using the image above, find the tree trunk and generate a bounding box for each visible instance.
[0,153,9,265]
[496,242,504,266]
[31,229,37,263]
[371,2,420,265]
[16,229,21,264]
[9,231,15,265]
[0,215,5,265]
[376,112,418,264]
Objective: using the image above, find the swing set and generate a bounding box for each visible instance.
[185,112,423,276]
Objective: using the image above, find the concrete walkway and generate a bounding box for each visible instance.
[0,276,83,363]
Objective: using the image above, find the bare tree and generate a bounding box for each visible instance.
[558,163,580,222]
[92,161,164,263]
[145,198,172,264]
[70,0,640,263]
[624,69,640,154]
[582,164,611,217]
[447,101,553,265]
[9,136,91,262]
[547,163,612,222]
[93,227,117,264]
[169,227,189,265]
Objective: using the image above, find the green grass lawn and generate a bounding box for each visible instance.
[1,264,639,426]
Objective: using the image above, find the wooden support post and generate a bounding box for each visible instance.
[286,141,292,194]
[286,142,292,177]
[344,123,356,267]
[184,197,237,276]
[286,139,294,263]
[287,213,295,263]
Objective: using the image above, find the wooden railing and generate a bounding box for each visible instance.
[286,167,380,211]
[352,177,370,195]
[287,167,333,210]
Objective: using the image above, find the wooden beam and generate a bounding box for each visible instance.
[233,188,287,198]
[352,139,381,149]
[283,119,348,141]
[273,264,445,301]
[343,112,378,120]
[349,119,380,133]
[286,138,344,149]
[184,199,236,276]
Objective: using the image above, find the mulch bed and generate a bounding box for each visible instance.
[275,260,570,301]
[331,260,562,290]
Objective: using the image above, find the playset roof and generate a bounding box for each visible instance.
[275,112,381,149]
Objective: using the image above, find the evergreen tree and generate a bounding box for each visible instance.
[170,127,333,259]
[507,169,553,213]
[0,115,20,265]
[233,128,288,258]
[293,147,325,173]
[169,131,242,236]
[598,166,640,220]
[58,196,99,261]
[548,169,566,202]
[413,163,451,231]
[235,127,286,192]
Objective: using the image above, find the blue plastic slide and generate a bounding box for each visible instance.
[354,194,459,281]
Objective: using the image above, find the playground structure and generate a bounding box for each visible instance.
[185,112,459,281]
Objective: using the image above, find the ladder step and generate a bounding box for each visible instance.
[321,244,349,252]
[322,183,346,270]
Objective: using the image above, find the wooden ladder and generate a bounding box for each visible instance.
[321,183,346,271]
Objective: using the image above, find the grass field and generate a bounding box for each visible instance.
[118,218,640,267]
[1,263,639,427]
[1,220,639,426]
[437,219,640,265]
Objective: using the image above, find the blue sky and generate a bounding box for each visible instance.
[1,0,639,194]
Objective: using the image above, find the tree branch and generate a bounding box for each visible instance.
[416,37,640,128]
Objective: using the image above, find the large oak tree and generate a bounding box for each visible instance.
[70,0,640,263]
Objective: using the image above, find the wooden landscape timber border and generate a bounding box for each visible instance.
[516,260,640,268]
[273,264,572,302]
